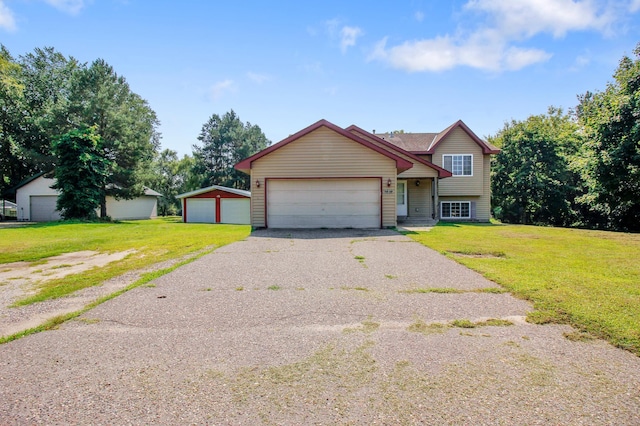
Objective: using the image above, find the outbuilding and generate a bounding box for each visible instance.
[176,185,251,224]
[14,173,161,221]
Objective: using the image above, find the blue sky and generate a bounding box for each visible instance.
[2,0,640,156]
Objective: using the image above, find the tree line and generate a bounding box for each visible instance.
[0,45,268,219]
[490,44,640,233]
[2,43,638,231]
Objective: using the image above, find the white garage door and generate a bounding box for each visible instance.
[30,196,61,222]
[267,179,380,228]
[186,198,216,223]
[221,198,250,224]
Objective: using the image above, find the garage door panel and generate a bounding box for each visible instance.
[30,196,61,222]
[221,199,250,224]
[186,199,216,223]
[267,179,380,229]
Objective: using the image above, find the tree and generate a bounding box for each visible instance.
[576,44,640,232]
[0,46,24,194]
[68,59,160,217]
[1,46,79,195]
[192,110,268,190]
[51,127,111,220]
[490,108,583,226]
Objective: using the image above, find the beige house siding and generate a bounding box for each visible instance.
[432,127,484,196]
[406,179,433,218]
[250,127,398,228]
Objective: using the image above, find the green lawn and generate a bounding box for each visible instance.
[0,218,250,305]
[407,222,640,355]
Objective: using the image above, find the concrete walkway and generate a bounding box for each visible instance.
[1,229,639,424]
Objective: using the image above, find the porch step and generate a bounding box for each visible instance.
[398,217,439,226]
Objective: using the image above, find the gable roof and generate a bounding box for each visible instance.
[346,125,452,178]
[2,171,50,197]
[176,185,250,199]
[234,119,414,173]
[376,120,500,155]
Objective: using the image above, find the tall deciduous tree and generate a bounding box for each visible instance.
[0,46,24,193]
[68,59,160,217]
[192,110,268,190]
[52,127,111,220]
[576,44,640,232]
[1,46,79,194]
[490,108,583,226]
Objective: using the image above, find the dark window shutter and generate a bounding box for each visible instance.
[470,202,476,219]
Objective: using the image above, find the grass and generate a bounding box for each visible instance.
[408,222,640,355]
[0,217,250,305]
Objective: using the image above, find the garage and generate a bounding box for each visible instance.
[267,179,380,228]
[185,198,216,223]
[177,185,251,224]
[30,196,61,222]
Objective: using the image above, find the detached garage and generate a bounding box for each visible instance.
[177,185,251,224]
[14,173,160,221]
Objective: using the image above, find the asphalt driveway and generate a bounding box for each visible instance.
[1,229,639,425]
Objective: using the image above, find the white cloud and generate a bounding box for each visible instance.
[0,1,17,32]
[324,19,363,53]
[340,25,363,53]
[209,79,235,100]
[464,0,615,38]
[369,33,551,72]
[43,0,87,15]
[414,11,424,22]
[630,0,640,12]
[370,0,619,73]
[247,72,270,84]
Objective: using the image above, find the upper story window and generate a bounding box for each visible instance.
[443,154,472,176]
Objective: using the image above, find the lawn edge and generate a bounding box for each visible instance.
[0,246,218,345]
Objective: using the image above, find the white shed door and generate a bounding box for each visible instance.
[30,196,61,222]
[186,198,216,223]
[221,198,250,224]
[267,179,380,228]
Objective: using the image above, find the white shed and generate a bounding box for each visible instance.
[176,185,251,224]
[15,173,160,221]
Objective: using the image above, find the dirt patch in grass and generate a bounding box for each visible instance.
[0,248,203,339]
[447,250,506,259]
[1,250,135,286]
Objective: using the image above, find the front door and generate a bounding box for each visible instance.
[397,180,407,216]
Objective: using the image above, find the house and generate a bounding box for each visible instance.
[234,119,499,229]
[14,173,161,221]
[176,185,251,224]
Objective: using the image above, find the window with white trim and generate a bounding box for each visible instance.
[441,201,471,219]
[443,154,472,176]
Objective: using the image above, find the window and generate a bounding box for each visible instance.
[443,154,472,176]
[441,201,471,219]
